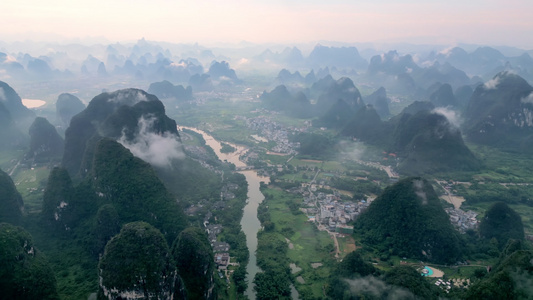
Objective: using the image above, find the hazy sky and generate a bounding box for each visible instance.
[1,0,532,48]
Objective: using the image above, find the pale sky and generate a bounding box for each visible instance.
[1,0,532,48]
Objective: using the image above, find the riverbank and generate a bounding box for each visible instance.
[180,126,269,300]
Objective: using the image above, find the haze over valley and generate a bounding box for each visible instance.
[1,1,533,299]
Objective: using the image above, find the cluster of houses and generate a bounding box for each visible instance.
[444,207,479,233]
[205,224,233,272]
[435,278,452,293]
[300,187,373,234]
[238,114,304,155]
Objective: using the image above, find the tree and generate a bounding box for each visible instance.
[171,227,215,299]
[42,167,73,227]
[0,223,59,299]
[98,222,175,299]
[0,169,24,225]
[479,202,524,249]
[384,266,439,299]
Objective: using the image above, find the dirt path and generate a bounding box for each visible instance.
[331,233,340,258]
[9,160,20,177]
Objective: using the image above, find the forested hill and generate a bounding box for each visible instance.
[355,177,462,264]
[62,88,178,177]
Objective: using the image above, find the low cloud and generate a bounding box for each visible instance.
[119,116,184,168]
[170,61,188,68]
[432,107,463,128]
[413,179,427,205]
[0,87,5,102]
[344,276,416,299]
[484,77,500,90]
[521,92,533,104]
[108,90,148,106]
[338,140,364,162]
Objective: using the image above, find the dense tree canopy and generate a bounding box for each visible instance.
[171,227,215,299]
[98,222,175,299]
[479,202,525,249]
[0,223,58,300]
[355,177,462,264]
[0,169,24,225]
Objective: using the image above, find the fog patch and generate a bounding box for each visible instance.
[413,179,427,205]
[337,140,365,162]
[521,92,533,104]
[119,116,184,168]
[237,58,249,65]
[0,69,10,80]
[170,61,187,68]
[484,77,501,90]
[439,46,456,57]
[0,87,5,102]
[432,107,462,128]
[344,276,416,299]
[108,90,148,106]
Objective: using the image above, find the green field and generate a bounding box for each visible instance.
[13,166,50,213]
[261,187,335,299]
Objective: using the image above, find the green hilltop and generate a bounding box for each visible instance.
[355,177,462,264]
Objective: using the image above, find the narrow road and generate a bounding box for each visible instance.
[9,160,20,176]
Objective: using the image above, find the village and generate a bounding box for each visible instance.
[238,113,307,155]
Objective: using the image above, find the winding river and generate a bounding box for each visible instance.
[180,126,269,299]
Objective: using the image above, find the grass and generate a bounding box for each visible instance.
[337,235,357,257]
[13,166,50,213]
[0,150,23,171]
[261,187,335,299]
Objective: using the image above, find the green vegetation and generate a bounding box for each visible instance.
[91,138,188,243]
[27,117,64,163]
[465,240,533,299]
[0,222,59,300]
[0,168,24,225]
[326,252,443,299]
[383,265,441,299]
[12,166,49,213]
[291,132,336,159]
[3,64,533,300]
[479,202,525,249]
[172,227,215,299]
[355,177,462,264]
[98,222,175,299]
[220,142,236,153]
[254,232,292,299]
[258,187,335,298]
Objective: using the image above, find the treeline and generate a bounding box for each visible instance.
[214,172,250,296]
[254,232,292,299]
[463,182,533,206]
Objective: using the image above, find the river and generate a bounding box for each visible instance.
[180,126,269,299]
